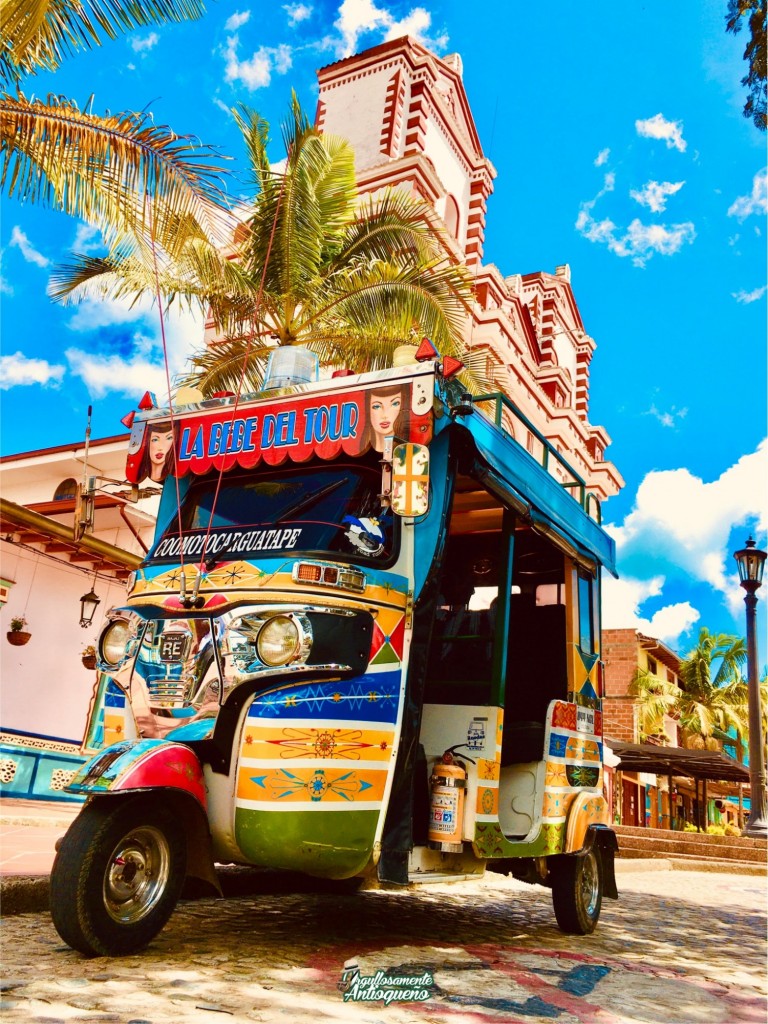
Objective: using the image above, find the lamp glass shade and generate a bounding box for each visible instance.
[734,538,766,586]
[79,587,101,627]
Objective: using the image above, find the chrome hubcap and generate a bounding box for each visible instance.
[579,851,600,917]
[103,825,170,924]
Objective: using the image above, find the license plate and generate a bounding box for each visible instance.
[158,633,189,662]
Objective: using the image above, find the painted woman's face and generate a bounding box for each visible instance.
[370,394,402,437]
[148,428,174,479]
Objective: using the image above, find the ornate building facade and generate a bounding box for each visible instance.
[316,37,623,502]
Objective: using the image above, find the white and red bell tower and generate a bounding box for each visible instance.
[316,37,623,501]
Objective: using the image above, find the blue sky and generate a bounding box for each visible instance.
[1,0,766,657]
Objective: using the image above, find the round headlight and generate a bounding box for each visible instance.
[256,615,302,667]
[100,618,131,667]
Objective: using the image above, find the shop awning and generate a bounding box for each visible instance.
[606,739,750,783]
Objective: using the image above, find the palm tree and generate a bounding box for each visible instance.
[51,97,475,394]
[1,0,231,263]
[676,629,749,751]
[630,667,681,743]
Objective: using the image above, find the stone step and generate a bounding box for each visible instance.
[616,834,767,864]
[615,852,767,876]
[613,824,764,851]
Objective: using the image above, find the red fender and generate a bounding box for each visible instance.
[112,742,207,809]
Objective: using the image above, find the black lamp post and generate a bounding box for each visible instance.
[79,584,101,629]
[734,536,767,839]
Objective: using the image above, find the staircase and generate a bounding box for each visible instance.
[614,824,767,874]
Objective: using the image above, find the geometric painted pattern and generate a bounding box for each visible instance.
[473,701,605,860]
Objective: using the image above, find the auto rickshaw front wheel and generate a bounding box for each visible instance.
[549,848,603,935]
[50,796,186,957]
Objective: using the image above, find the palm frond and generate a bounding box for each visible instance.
[630,668,681,739]
[179,335,274,395]
[1,0,207,83]
[1,92,231,253]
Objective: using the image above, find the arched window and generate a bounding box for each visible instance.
[444,194,461,240]
[53,478,78,501]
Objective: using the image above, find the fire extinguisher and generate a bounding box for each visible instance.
[428,749,468,853]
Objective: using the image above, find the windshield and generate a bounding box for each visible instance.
[147,461,396,566]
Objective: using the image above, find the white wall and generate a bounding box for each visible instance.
[1,543,129,741]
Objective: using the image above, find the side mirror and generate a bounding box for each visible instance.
[391,443,430,517]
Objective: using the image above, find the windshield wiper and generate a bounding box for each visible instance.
[276,477,349,523]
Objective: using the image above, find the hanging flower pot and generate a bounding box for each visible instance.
[81,645,97,670]
[7,617,30,646]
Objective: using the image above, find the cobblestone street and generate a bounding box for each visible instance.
[1,866,765,1024]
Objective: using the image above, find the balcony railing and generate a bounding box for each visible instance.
[474,392,602,523]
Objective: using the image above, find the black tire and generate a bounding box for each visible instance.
[50,796,186,957]
[550,848,603,935]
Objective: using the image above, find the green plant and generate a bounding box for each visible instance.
[9,616,27,631]
[683,821,700,832]
[81,644,96,658]
[706,824,726,835]
[724,822,742,837]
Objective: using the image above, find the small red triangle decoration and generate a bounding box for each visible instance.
[138,391,158,410]
[415,337,439,362]
[120,410,136,429]
[441,356,464,379]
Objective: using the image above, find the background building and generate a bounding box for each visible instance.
[0,435,157,799]
[602,628,749,830]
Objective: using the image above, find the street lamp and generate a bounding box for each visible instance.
[79,584,101,629]
[734,536,767,839]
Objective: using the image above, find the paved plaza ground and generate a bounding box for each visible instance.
[0,802,765,1024]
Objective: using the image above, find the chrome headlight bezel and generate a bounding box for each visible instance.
[98,613,141,669]
[224,610,313,672]
[256,614,311,667]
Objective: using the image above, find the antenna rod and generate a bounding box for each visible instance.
[82,405,92,495]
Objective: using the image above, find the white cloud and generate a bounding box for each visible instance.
[645,402,687,428]
[72,223,103,254]
[0,351,65,390]
[601,575,700,645]
[223,36,292,90]
[283,3,312,25]
[212,96,232,115]
[9,226,49,268]
[635,113,687,153]
[603,445,767,643]
[594,148,610,167]
[66,346,172,400]
[576,187,695,267]
[727,168,767,221]
[65,294,152,332]
[334,0,447,58]
[733,285,766,303]
[0,248,12,295]
[130,32,159,53]
[608,442,767,601]
[335,0,391,55]
[225,10,251,31]
[60,291,203,401]
[630,180,685,214]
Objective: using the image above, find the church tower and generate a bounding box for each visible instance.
[317,38,623,502]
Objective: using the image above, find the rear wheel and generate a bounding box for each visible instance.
[50,797,186,957]
[550,848,603,934]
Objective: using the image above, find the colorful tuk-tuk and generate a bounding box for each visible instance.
[51,348,618,956]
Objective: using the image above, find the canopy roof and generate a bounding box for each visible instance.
[606,739,750,783]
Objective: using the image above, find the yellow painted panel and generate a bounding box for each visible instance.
[237,765,388,803]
